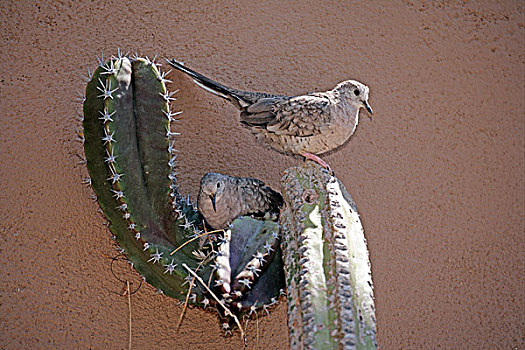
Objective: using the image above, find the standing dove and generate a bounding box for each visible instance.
[168,59,373,171]
[197,172,283,230]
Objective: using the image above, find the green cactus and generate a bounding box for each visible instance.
[82,54,284,321]
[280,162,377,350]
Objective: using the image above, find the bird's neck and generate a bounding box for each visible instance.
[331,92,359,118]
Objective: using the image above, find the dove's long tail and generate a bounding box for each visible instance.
[167,59,241,103]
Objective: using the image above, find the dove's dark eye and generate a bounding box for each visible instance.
[354,89,360,96]
[216,182,221,188]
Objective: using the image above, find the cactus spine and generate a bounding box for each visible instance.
[280,162,377,350]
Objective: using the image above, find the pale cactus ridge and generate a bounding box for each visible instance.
[280,162,377,350]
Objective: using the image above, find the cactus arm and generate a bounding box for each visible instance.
[280,162,377,350]
[83,57,207,302]
[226,217,284,310]
[83,53,286,325]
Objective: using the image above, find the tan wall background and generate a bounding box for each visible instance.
[1,1,523,349]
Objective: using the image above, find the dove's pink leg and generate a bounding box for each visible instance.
[300,152,334,174]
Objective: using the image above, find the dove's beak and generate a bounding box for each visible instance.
[363,101,373,116]
[210,194,217,212]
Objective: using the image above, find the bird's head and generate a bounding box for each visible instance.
[336,80,373,117]
[199,172,227,212]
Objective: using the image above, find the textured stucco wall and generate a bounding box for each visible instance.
[1,1,523,349]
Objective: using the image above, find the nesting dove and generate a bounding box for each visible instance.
[197,172,283,230]
[168,59,373,171]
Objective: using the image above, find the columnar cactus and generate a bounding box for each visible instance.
[82,53,284,327]
[280,162,377,350]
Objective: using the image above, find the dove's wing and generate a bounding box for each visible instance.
[241,94,332,137]
[237,177,283,215]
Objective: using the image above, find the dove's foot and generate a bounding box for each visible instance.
[300,152,334,175]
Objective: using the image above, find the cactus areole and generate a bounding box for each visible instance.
[82,54,285,331]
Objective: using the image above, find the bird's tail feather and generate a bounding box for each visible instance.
[167,59,234,101]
